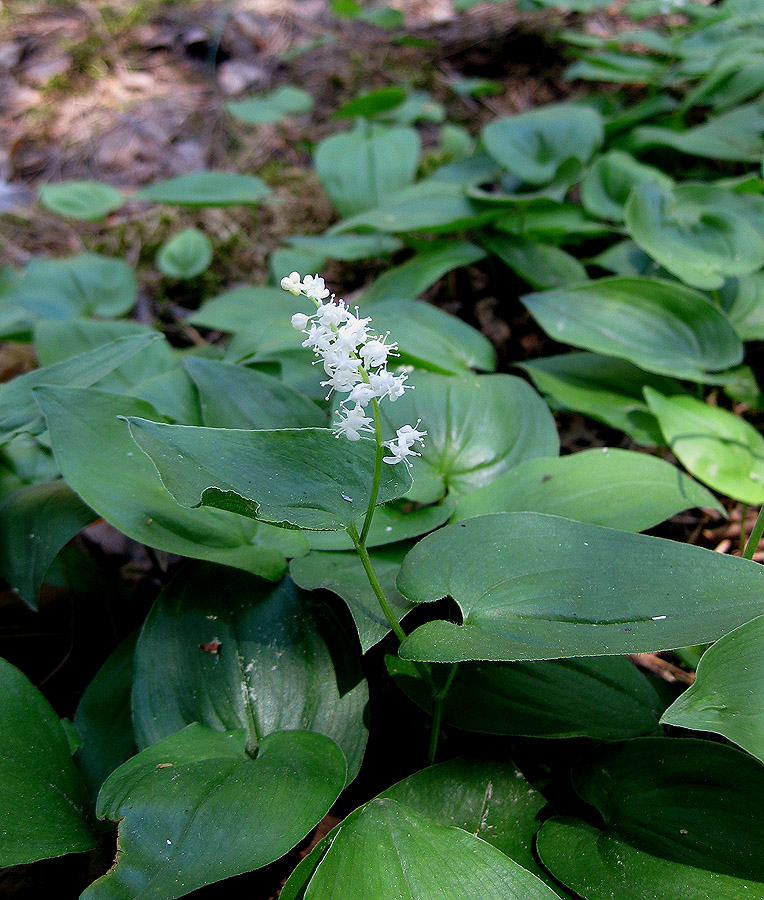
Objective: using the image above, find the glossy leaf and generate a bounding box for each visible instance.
[187,285,286,333]
[519,352,683,445]
[581,151,672,222]
[482,103,603,185]
[303,798,561,900]
[388,654,663,739]
[38,180,125,221]
[135,171,270,207]
[645,389,764,504]
[0,479,95,609]
[74,634,138,798]
[396,512,764,663]
[661,615,764,761]
[132,564,368,781]
[719,272,764,341]
[84,726,345,900]
[379,372,559,503]
[0,656,96,865]
[226,85,314,124]
[156,228,213,279]
[521,277,743,380]
[484,232,588,289]
[35,386,299,579]
[452,448,722,530]
[290,544,414,652]
[314,124,420,216]
[537,738,764,899]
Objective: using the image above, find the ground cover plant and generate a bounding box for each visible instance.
[3,0,764,896]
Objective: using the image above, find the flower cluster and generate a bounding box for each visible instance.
[280,271,426,467]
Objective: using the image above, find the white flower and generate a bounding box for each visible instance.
[316,300,349,328]
[291,312,310,330]
[383,423,427,467]
[281,271,303,295]
[368,369,410,402]
[361,336,397,369]
[347,382,376,405]
[302,274,331,302]
[334,404,374,441]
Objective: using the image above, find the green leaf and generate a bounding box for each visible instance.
[0,479,95,609]
[0,656,96,865]
[661,615,764,761]
[0,333,160,444]
[286,232,403,261]
[74,634,138,799]
[379,373,559,503]
[581,151,672,222]
[188,285,287,333]
[396,512,764,663]
[125,419,411,531]
[360,241,486,303]
[519,352,682,445]
[84,726,345,900]
[536,738,764,900]
[314,125,420,216]
[184,357,327,428]
[226,85,314,124]
[482,103,603,185]
[135,171,270,207]
[645,388,764,504]
[484,233,588,289]
[591,239,662,278]
[388,654,663,739]
[357,4,404,27]
[290,544,414,652]
[625,182,764,289]
[718,272,764,341]
[493,199,613,241]
[333,86,406,119]
[34,318,158,366]
[156,228,213,279]
[35,387,298,579]
[302,798,561,900]
[38,180,125,221]
[452,448,722,530]
[521,277,743,380]
[132,564,368,781]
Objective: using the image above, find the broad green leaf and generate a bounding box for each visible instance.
[388,654,663,739]
[333,86,406,119]
[0,479,95,609]
[718,272,764,340]
[536,738,764,900]
[661,615,764,761]
[379,372,559,503]
[156,228,212,279]
[645,388,764,504]
[493,200,612,241]
[521,277,743,380]
[34,387,298,579]
[376,90,445,126]
[183,357,327,428]
[135,171,270,207]
[286,232,403,261]
[360,241,486,303]
[482,103,603,185]
[591,239,662,277]
[452,448,722,530]
[132,564,368,781]
[0,333,160,444]
[34,319,157,366]
[365,299,496,374]
[74,634,137,798]
[581,151,672,222]
[625,182,764,289]
[84,726,345,900]
[290,544,415,651]
[125,419,411,531]
[0,656,96,865]
[314,124,420,216]
[303,798,561,900]
[519,352,683,445]
[226,85,314,124]
[396,512,764,663]
[484,232,588,289]
[38,180,125,221]
[187,285,287,333]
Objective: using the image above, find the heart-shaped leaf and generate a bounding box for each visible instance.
[34,386,300,579]
[135,171,270,207]
[156,228,213,279]
[645,388,764,504]
[0,656,96,865]
[521,277,743,380]
[125,418,411,531]
[581,150,672,222]
[536,738,764,899]
[132,564,368,781]
[83,726,345,900]
[452,448,722,531]
[38,180,125,221]
[396,512,764,663]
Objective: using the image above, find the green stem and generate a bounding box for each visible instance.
[743,505,764,560]
[428,664,458,765]
[359,395,384,546]
[739,503,749,555]
[348,524,408,644]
